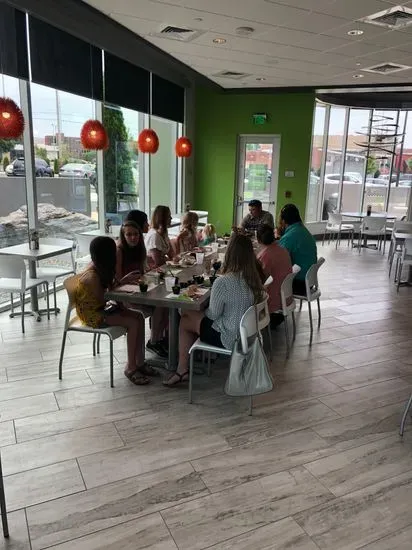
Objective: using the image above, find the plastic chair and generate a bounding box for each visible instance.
[74,233,95,272]
[357,216,387,254]
[0,256,50,333]
[388,221,412,278]
[395,238,412,292]
[276,265,301,356]
[293,257,325,345]
[35,238,76,312]
[0,451,8,538]
[58,276,127,387]
[322,212,354,249]
[188,296,270,413]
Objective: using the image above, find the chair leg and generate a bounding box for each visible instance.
[20,293,25,334]
[388,254,394,279]
[109,338,114,388]
[322,230,326,246]
[53,282,57,313]
[400,394,412,436]
[292,311,296,341]
[189,350,195,404]
[299,300,303,311]
[267,325,273,361]
[317,298,321,328]
[207,352,211,377]
[93,334,97,357]
[45,284,50,320]
[397,261,403,292]
[0,453,9,538]
[383,235,387,255]
[248,395,253,416]
[308,301,313,346]
[335,231,340,249]
[58,331,68,380]
[97,334,101,354]
[284,318,290,358]
[10,294,14,315]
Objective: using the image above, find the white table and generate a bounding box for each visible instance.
[79,226,120,239]
[0,241,73,321]
[341,212,396,249]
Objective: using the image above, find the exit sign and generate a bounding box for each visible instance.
[252,113,267,125]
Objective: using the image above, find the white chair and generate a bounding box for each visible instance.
[322,212,354,249]
[388,221,412,278]
[395,238,412,292]
[276,265,301,356]
[357,216,387,254]
[58,275,127,387]
[0,256,50,333]
[74,233,95,272]
[293,257,325,345]
[34,238,76,312]
[400,394,412,436]
[0,451,8,538]
[188,297,271,414]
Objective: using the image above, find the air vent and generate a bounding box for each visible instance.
[362,62,412,75]
[150,25,204,42]
[360,5,412,29]
[212,70,251,80]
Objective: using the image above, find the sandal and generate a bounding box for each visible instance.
[162,371,189,387]
[137,363,159,377]
[124,369,151,385]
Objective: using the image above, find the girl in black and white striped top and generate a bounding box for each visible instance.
[163,234,264,387]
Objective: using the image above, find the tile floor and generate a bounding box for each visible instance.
[1,243,412,549]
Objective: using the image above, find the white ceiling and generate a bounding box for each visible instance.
[83,0,412,88]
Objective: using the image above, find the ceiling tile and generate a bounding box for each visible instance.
[266,0,404,20]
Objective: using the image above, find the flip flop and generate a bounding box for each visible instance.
[137,363,159,377]
[124,369,151,385]
[162,371,189,387]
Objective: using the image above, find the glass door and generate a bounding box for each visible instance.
[235,135,280,225]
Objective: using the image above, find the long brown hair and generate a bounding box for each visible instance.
[119,220,146,274]
[90,236,116,288]
[181,211,199,234]
[151,205,171,232]
[223,234,264,303]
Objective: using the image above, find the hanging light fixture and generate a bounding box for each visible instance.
[0,98,24,139]
[137,128,159,154]
[175,136,192,158]
[80,119,109,150]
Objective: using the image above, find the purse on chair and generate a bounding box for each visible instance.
[224,304,273,397]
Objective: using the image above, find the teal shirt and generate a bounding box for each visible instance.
[279,223,317,280]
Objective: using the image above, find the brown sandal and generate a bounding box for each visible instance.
[124,369,151,385]
[162,371,189,387]
[137,363,159,377]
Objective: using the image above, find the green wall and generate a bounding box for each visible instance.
[194,88,315,233]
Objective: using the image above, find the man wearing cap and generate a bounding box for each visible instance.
[240,199,274,232]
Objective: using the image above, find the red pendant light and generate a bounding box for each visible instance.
[80,119,109,150]
[137,128,159,154]
[0,98,24,139]
[175,136,192,158]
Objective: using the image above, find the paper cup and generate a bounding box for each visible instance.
[165,277,175,292]
[196,252,205,265]
[211,242,219,253]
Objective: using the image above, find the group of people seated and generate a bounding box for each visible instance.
[73,200,317,388]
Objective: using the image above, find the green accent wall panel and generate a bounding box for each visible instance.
[194,88,315,233]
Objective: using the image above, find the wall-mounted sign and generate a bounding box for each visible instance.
[252,113,267,125]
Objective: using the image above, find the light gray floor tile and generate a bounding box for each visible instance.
[27,462,207,550]
[360,523,412,549]
[272,357,345,382]
[325,362,411,390]
[54,380,147,409]
[0,509,30,550]
[44,512,177,550]
[328,343,410,368]
[294,470,412,550]
[0,393,58,422]
[162,466,333,550]
[4,459,85,511]
[0,421,15,446]
[207,517,319,550]
[2,423,124,476]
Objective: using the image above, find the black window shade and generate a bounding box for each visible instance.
[104,52,149,113]
[29,17,103,100]
[0,5,28,80]
[152,74,184,123]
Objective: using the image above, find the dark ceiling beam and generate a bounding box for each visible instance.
[3,0,222,90]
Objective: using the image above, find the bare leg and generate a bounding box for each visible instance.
[150,307,168,341]
[163,311,204,385]
[105,310,145,373]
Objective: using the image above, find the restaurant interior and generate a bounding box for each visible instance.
[1,0,412,549]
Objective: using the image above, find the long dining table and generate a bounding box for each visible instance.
[105,251,224,370]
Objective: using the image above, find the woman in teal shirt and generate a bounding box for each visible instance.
[278,204,317,295]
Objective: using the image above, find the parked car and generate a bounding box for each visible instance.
[365,177,388,186]
[324,173,361,184]
[6,157,54,177]
[59,163,95,178]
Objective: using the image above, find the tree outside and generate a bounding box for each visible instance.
[0,139,16,155]
[103,105,134,214]
[366,156,378,175]
[35,146,50,165]
[2,155,9,171]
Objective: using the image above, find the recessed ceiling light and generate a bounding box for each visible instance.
[356,62,362,66]
[256,77,266,81]
[348,29,364,36]
[213,37,226,44]
[353,73,364,78]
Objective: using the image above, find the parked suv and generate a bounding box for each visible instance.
[6,157,54,177]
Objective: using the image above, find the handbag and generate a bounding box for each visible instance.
[224,304,273,397]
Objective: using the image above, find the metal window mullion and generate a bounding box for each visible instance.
[95,100,105,229]
[385,110,401,212]
[19,79,38,230]
[361,109,374,212]
[317,104,330,221]
[143,113,151,213]
[338,107,350,212]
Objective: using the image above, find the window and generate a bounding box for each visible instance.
[306,105,326,222]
